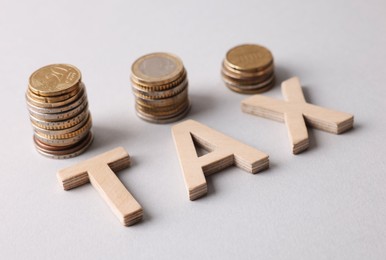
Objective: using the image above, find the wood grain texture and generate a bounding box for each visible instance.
[242,77,354,154]
[57,147,143,226]
[172,119,269,200]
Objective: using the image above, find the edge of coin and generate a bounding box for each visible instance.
[34,132,94,159]
[135,101,191,124]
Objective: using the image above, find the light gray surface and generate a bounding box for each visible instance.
[1,0,385,259]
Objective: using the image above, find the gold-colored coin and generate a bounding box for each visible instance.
[26,84,81,104]
[132,69,187,91]
[136,99,189,116]
[31,113,90,135]
[34,125,90,147]
[132,78,188,100]
[34,115,92,140]
[27,89,87,114]
[135,88,188,108]
[28,100,88,122]
[136,98,188,113]
[131,52,190,124]
[225,78,275,94]
[225,44,273,72]
[221,61,274,80]
[29,64,81,97]
[222,43,275,94]
[26,64,93,159]
[135,102,191,124]
[30,109,89,130]
[131,53,184,86]
[221,71,274,86]
[26,83,84,108]
[224,73,275,89]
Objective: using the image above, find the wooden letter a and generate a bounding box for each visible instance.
[172,120,269,200]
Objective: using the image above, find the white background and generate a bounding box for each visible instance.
[1,0,385,259]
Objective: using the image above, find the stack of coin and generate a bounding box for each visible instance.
[221,44,275,94]
[131,52,190,124]
[26,64,93,159]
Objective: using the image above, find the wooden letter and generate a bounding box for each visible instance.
[57,147,143,226]
[172,120,269,201]
[242,77,354,154]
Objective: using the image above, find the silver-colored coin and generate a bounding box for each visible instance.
[29,109,89,130]
[140,56,176,78]
[34,126,90,146]
[34,132,94,159]
[31,113,90,135]
[28,100,88,121]
[131,53,184,86]
[34,115,92,139]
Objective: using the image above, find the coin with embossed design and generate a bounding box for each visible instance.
[131,52,190,124]
[222,44,275,94]
[131,53,184,86]
[224,44,273,71]
[26,64,93,158]
[29,64,81,97]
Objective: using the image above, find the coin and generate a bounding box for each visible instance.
[30,109,89,130]
[34,115,92,140]
[31,113,90,135]
[135,101,191,124]
[221,71,275,86]
[131,53,184,86]
[131,69,187,91]
[136,99,190,117]
[27,88,87,114]
[225,79,275,94]
[132,76,188,99]
[224,44,273,71]
[26,85,81,104]
[221,62,274,80]
[29,64,81,97]
[131,52,190,123]
[135,88,188,107]
[26,64,93,158]
[28,100,88,121]
[34,132,93,159]
[222,44,275,94]
[34,125,90,146]
[26,83,85,108]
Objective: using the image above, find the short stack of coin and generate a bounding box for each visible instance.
[26,64,93,159]
[222,44,275,94]
[131,52,190,124]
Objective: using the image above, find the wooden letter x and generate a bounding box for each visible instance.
[57,147,143,226]
[172,120,269,201]
[242,77,354,154]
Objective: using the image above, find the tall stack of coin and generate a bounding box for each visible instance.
[131,52,190,124]
[221,44,275,94]
[26,64,93,159]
